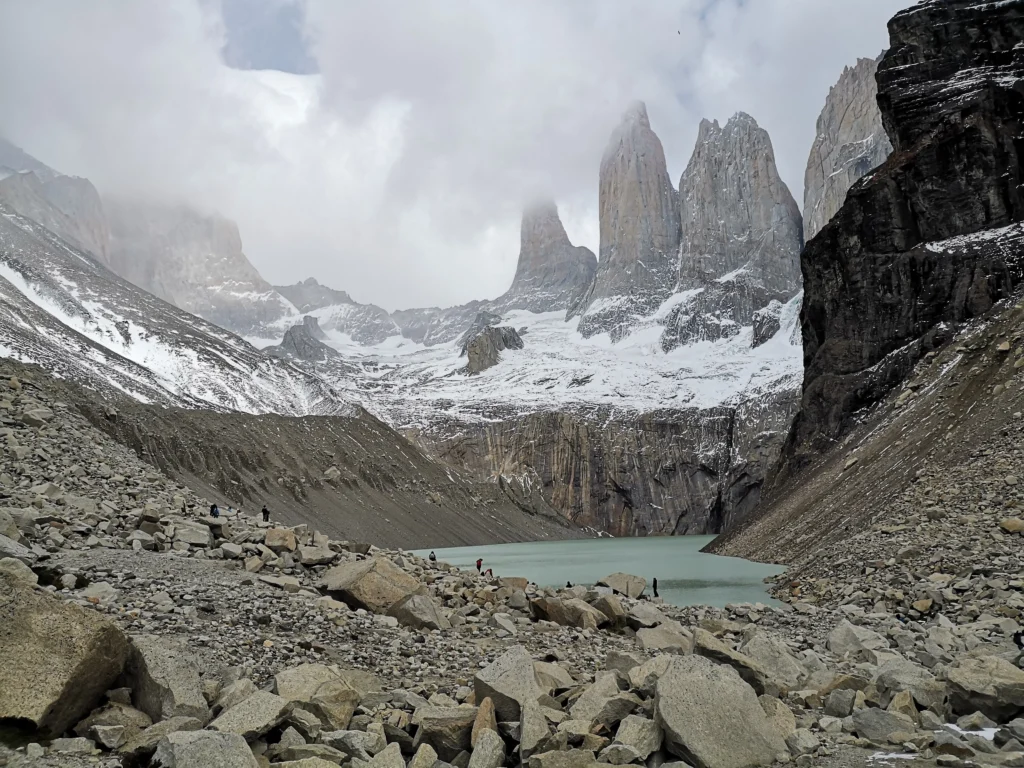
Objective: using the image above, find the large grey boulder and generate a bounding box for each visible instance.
[636,626,691,653]
[474,645,544,721]
[128,635,209,723]
[655,655,786,768]
[570,673,639,729]
[827,620,888,658]
[613,715,662,760]
[520,701,552,761]
[596,573,646,599]
[118,716,204,761]
[152,730,258,767]
[210,691,292,740]
[874,657,946,713]
[851,707,916,743]
[387,593,451,631]
[412,705,478,762]
[0,573,129,736]
[946,656,1024,722]
[0,532,36,565]
[320,557,422,613]
[273,663,370,730]
[693,628,772,695]
[740,632,807,692]
[467,727,505,768]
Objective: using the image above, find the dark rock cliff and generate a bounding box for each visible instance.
[781,0,1024,481]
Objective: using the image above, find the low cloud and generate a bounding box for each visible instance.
[0,0,904,310]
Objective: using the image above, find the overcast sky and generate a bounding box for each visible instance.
[0,0,906,311]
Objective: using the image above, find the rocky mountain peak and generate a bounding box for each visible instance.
[497,201,596,313]
[803,55,892,241]
[661,111,802,350]
[573,101,681,339]
[677,111,802,294]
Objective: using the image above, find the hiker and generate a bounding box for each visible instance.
[210,503,220,519]
[484,568,493,577]
[475,558,483,573]
[428,551,437,563]
[262,505,270,523]
[566,581,573,588]
[652,577,659,598]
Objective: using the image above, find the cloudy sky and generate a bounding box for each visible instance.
[0,0,906,310]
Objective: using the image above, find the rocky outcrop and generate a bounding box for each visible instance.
[662,113,802,351]
[462,326,524,374]
[424,389,799,536]
[105,200,293,336]
[781,0,1024,479]
[496,202,597,313]
[572,103,681,340]
[275,278,401,345]
[803,56,893,241]
[268,323,339,362]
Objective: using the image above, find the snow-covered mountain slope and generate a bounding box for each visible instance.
[0,202,345,415]
[297,300,801,430]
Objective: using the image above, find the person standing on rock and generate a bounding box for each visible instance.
[476,558,483,573]
[210,503,220,519]
[652,578,659,598]
[262,504,270,523]
[429,551,437,564]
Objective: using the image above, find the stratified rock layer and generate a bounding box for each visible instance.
[803,56,893,241]
[573,103,680,339]
[781,0,1024,479]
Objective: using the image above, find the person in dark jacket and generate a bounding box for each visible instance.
[475,558,483,573]
[262,505,270,523]
[210,503,220,519]
[652,577,659,598]
[429,551,437,563]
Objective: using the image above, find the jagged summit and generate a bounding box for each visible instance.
[803,55,892,241]
[574,101,681,339]
[677,111,802,294]
[660,111,802,350]
[496,201,596,313]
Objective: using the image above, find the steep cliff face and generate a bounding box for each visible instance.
[804,56,893,242]
[677,114,803,294]
[105,201,294,336]
[496,202,597,313]
[0,171,111,263]
[572,103,681,340]
[782,0,1024,481]
[421,387,799,536]
[661,113,802,350]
